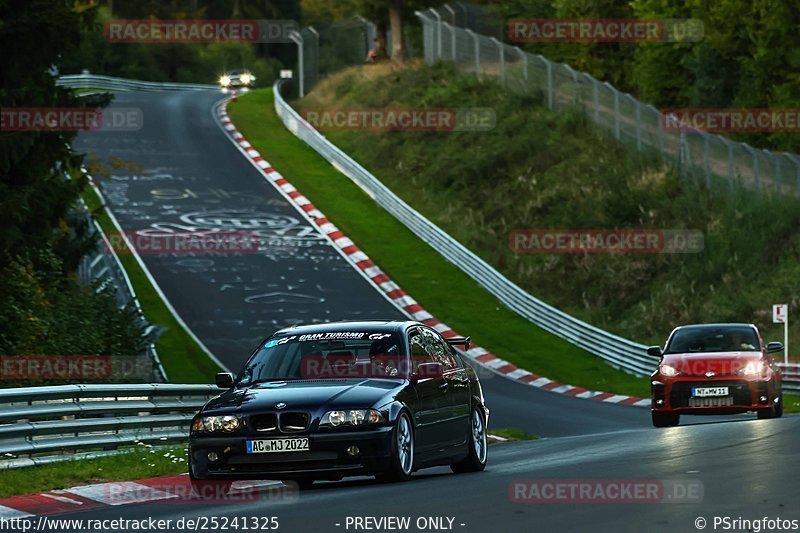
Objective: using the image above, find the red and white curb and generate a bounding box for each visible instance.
[216,102,650,410]
[0,475,284,518]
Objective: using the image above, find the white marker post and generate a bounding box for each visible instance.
[773,304,788,364]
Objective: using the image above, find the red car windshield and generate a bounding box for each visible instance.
[665,327,759,354]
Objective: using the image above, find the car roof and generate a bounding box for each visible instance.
[272,320,419,336]
[674,323,756,330]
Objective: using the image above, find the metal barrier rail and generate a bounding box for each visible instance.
[271,80,800,394]
[57,74,216,92]
[0,384,220,469]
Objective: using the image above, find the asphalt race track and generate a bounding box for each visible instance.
[71,89,800,532]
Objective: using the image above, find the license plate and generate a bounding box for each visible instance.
[246,438,309,454]
[692,387,729,397]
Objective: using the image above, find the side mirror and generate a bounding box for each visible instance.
[413,362,444,381]
[215,372,235,388]
[646,346,663,358]
[766,342,784,354]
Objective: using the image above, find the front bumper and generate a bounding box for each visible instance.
[651,376,778,414]
[189,426,393,480]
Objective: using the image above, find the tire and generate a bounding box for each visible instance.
[652,411,680,428]
[757,395,783,419]
[375,412,414,483]
[451,407,488,474]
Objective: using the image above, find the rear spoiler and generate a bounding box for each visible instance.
[446,336,471,350]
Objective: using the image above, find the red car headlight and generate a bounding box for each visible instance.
[659,364,680,377]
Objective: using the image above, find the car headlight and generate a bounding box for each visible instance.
[659,364,680,377]
[219,76,231,87]
[192,415,241,433]
[739,361,764,375]
[320,409,385,427]
[240,73,252,85]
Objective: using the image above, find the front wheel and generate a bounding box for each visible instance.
[652,411,680,428]
[451,407,488,473]
[757,394,783,419]
[375,412,414,483]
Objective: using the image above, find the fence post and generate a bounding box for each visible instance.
[744,144,759,193]
[492,37,504,85]
[466,29,479,74]
[289,31,304,98]
[443,22,456,60]
[784,154,800,198]
[537,55,553,109]
[703,135,711,189]
[430,9,443,60]
[516,46,528,81]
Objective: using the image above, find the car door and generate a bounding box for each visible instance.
[407,327,450,454]
[422,327,471,448]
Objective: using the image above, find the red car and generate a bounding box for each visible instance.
[649,323,784,427]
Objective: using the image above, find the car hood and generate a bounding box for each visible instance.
[203,379,404,414]
[661,351,763,376]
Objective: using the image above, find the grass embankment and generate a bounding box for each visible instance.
[229,64,800,411]
[0,446,187,498]
[83,184,220,383]
[229,87,649,399]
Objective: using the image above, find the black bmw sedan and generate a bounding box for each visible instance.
[189,320,488,492]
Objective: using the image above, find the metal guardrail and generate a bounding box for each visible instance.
[79,202,167,382]
[57,74,217,92]
[0,384,220,469]
[272,80,800,393]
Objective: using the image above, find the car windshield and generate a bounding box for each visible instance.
[238,331,405,383]
[664,326,760,354]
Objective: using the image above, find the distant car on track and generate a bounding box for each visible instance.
[218,68,255,92]
[189,320,488,493]
[649,323,784,427]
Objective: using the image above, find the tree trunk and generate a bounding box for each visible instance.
[389,1,405,63]
[375,22,389,61]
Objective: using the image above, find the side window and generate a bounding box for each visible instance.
[408,328,434,371]
[422,328,458,371]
